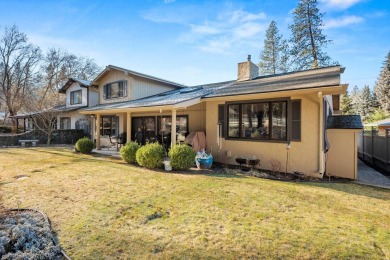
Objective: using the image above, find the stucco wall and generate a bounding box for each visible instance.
[205,92,322,176]
[326,129,360,179]
[57,111,90,129]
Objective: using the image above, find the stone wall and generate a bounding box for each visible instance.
[0,130,86,147]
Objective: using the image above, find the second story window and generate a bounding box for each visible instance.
[70,90,82,105]
[103,80,127,99]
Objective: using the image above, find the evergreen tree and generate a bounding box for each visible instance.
[259,21,289,75]
[374,51,390,113]
[356,85,374,122]
[289,0,335,70]
[350,85,360,114]
[340,90,353,115]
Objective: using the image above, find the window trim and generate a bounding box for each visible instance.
[225,98,292,143]
[103,80,127,100]
[291,99,302,142]
[70,90,82,105]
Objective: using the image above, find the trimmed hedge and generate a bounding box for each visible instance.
[136,142,165,169]
[168,144,196,170]
[75,137,94,154]
[120,141,140,163]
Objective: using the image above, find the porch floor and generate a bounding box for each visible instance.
[354,159,390,189]
[92,148,121,158]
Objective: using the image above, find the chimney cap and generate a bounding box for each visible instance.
[247,54,251,61]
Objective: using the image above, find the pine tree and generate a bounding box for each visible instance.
[356,85,374,122]
[350,85,360,114]
[374,51,390,113]
[289,0,335,70]
[259,21,289,75]
[341,90,353,115]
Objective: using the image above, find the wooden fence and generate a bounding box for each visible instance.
[358,129,390,174]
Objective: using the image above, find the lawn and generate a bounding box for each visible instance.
[1,147,389,259]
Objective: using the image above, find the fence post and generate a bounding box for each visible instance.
[362,130,365,160]
[371,127,375,164]
[386,129,389,173]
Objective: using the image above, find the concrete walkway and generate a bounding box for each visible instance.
[355,159,390,189]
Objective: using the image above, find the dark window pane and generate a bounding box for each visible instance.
[218,105,225,138]
[271,102,287,140]
[228,104,240,137]
[242,103,269,139]
[291,100,301,141]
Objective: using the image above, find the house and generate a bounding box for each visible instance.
[365,118,390,135]
[80,56,362,179]
[81,64,186,146]
[56,78,99,135]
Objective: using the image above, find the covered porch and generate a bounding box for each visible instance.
[85,99,206,150]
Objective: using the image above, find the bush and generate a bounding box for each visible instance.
[120,141,140,163]
[168,144,196,170]
[136,142,165,169]
[75,137,94,154]
[0,125,12,133]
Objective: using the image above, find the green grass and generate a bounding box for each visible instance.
[1,147,389,259]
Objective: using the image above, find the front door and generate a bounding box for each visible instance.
[132,117,156,145]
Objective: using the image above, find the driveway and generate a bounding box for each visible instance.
[355,159,390,189]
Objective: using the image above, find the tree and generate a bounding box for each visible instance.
[39,48,100,102]
[356,85,374,123]
[0,25,41,118]
[289,0,335,70]
[340,90,354,115]
[259,21,289,75]
[374,51,390,113]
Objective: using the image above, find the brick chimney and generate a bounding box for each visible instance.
[237,55,259,81]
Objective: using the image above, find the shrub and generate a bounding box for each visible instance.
[120,141,140,163]
[75,137,94,154]
[168,144,196,170]
[136,142,165,169]
[0,125,12,133]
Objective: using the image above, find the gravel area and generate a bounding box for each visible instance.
[0,210,64,259]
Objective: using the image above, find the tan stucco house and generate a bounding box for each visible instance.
[80,56,362,179]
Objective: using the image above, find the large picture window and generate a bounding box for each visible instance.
[227,100,288,141]
[70,90,82,105]
[103,81,127,99]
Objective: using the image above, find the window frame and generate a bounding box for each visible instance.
[59,117,71,130]
[103,80,127,100]
[225,98,291,143]
[157,115,189,135]
[70,90,82,105]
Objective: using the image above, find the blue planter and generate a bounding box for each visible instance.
[196,157,213,169]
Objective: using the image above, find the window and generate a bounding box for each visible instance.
[218,105,226,138]
[291,100,301,141]
[60,117,71,130]
[70,90,82,105]
[100,116,118,136]
[158,115,188,135]
[227,100,288,141]
[103,81,127,99]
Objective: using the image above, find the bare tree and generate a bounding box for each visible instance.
[39,48,100,102]
[0,25,42,119]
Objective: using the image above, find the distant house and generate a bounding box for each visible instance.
[365,118,390,134]
[79,56,362,179]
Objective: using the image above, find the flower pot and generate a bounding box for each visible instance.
[196,157,213,169]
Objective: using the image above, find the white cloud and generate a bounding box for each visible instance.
[191,24,220,35]
[324,15,364,29]
[321,0,363,10]
[164,0,175,3]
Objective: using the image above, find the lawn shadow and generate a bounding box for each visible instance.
[297,181,390,201]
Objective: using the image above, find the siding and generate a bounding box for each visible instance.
[97,69,178,105]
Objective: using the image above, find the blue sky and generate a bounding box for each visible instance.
[0,0,389,89]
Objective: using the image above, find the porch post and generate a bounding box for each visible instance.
[96,113,101,150]
[126,112,131,143]
[171,109,177,147]
[318,92,324,175]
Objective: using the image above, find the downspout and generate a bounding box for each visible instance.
[318,92,325,177]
